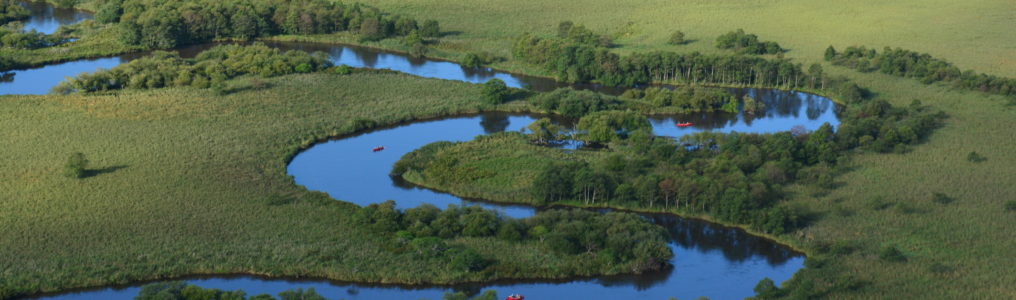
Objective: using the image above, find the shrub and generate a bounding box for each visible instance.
[753,277,779,299]
[1005,201,1016,212]
[668,30,686,45]
[481,78,509,104]
[450,248,489,271]
[64,152,88,179]
[334,65,352,75]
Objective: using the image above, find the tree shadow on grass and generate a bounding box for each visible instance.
[85,165,127,178]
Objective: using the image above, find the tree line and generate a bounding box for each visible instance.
[826,45,1016,99]
[135,281,325,300]
[352,200,673,274]
[54,43,332,94]
[94,0,439,49]
[512,24,808,88]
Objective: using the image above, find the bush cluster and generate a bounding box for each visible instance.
[826,45,1016,99]
[715,29,784,55]
[55,43,331,93]
[353,201,673,273]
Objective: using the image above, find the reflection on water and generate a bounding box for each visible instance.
[18,0,92,34]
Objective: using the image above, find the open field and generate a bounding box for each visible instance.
[364,0,1016,78]
[0,72,659,298]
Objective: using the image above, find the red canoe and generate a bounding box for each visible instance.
[506,294,524,300]
[675,122,693,127]
[372,146,385,152]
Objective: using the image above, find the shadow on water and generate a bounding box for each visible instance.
[18,0,92,34]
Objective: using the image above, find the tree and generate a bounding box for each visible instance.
[64,152,88,179]
[420,19,440,38]
[358,17,381,40]
[753,277,779,299]
[575,110,651,145]
[824,45,838,61]
[481,78,509,104]
[668,30,685,45]
[526,118,565,144]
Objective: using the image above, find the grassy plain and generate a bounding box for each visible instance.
[363,0,1016,78]
[5,0,1016,298]
[0,73,655,299]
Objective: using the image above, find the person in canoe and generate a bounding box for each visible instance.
[372,146,385,152]
[506,294,524,300]
[676,122,693,127]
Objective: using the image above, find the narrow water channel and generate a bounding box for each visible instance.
[9,3,822,299]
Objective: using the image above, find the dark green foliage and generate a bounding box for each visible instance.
[481,78,509,104]
[64,152,88,179]
[349,195,673,273]
[94,0,123,23]
[443,290,497,300]
[753,277,780,299]
[334,64,353,75]
[112,0,425,49]
[0,0,29,24]
[966,151,986,162]
[576,110,651,144]
[824,45,837,61]
[135,281,251,300]
[879,246,907,262]
[513,27,806,88]
[0,26,69,49]
[530,88,622,118]
[56,43,331,93]
[715,29,784,54]
[277,288,325,300]
[668,30,686,45]
[622,87,738,113]
[419,19,440,38]
[1005,201,1016,212]
[450,248,489,271]
[827,45,1016,99]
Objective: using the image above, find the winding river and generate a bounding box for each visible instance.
[5,3,841,299]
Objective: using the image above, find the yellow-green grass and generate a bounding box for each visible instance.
[342,2,1016,296]
[0,72,656,299]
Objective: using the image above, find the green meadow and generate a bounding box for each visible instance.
[0,73,661,298]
